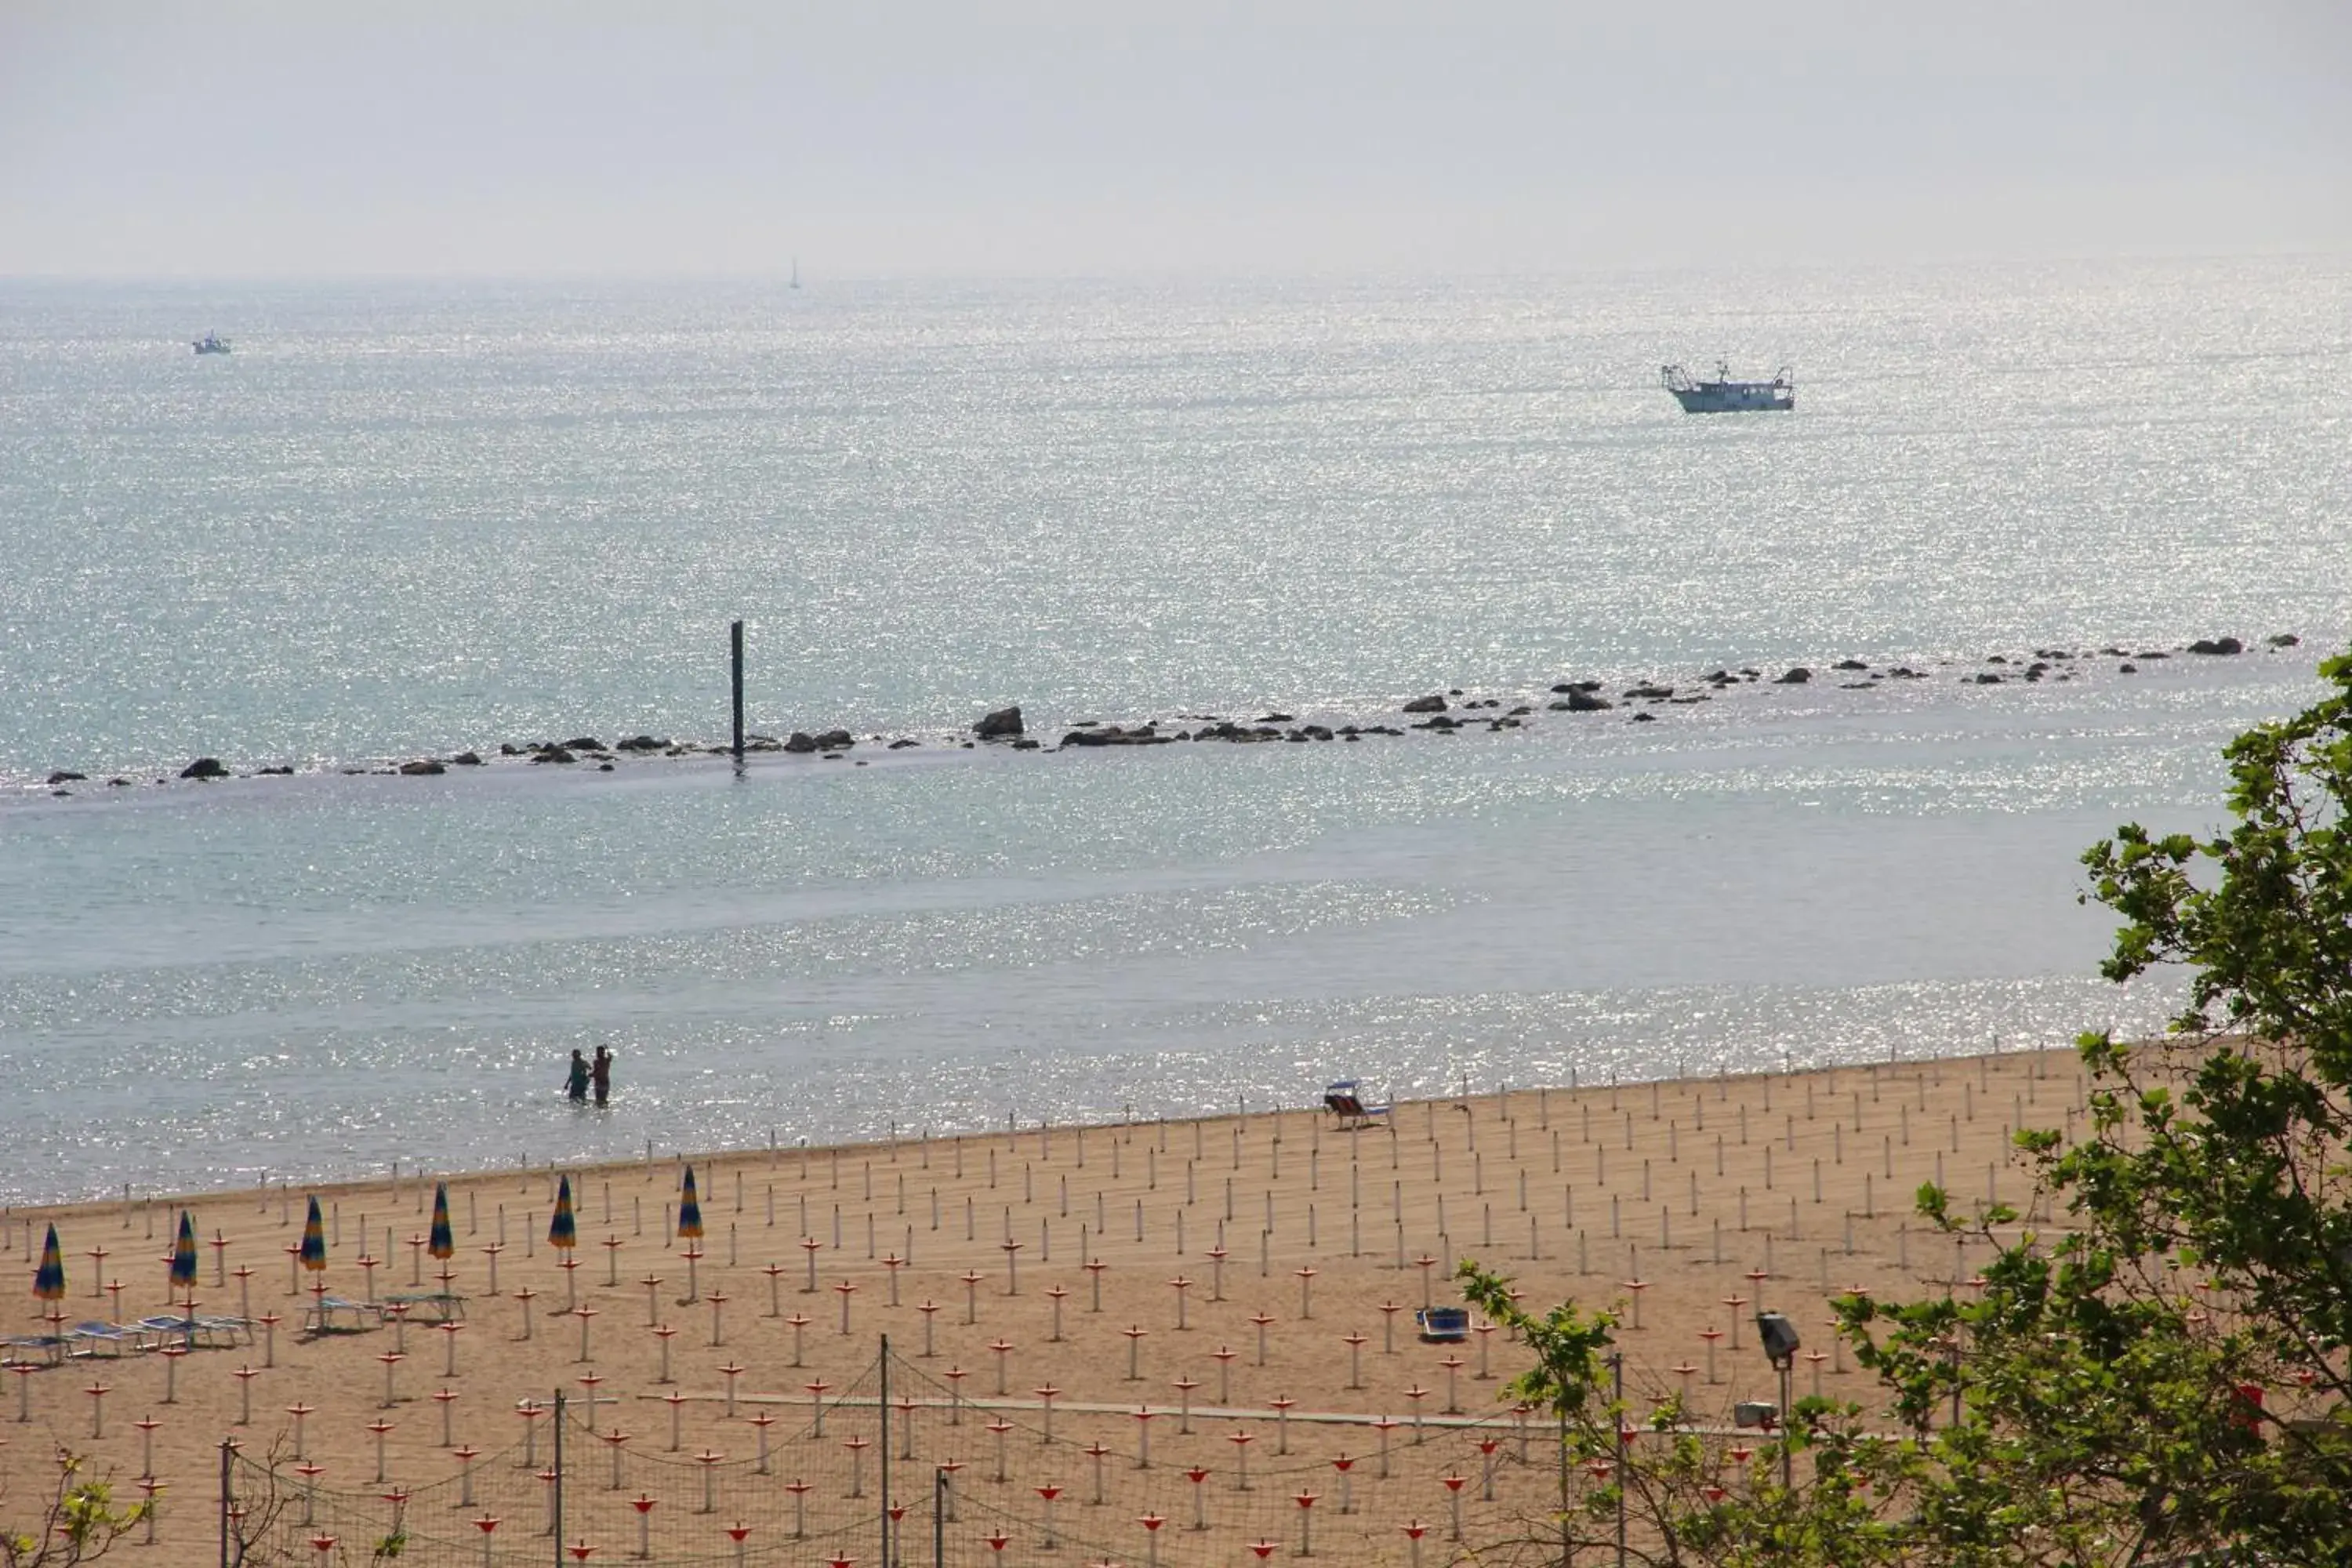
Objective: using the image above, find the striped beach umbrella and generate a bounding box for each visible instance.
[428,1183,454,1261]
[548,1175,576,1251]
[299,1196,328,1272]
[32,1224,65,1302]
[170,1210,199,1292]
[677,1166,703,1241]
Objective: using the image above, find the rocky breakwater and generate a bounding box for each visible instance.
[24,631,2313,798]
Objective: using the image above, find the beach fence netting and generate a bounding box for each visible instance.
[222,1342,1546,1566]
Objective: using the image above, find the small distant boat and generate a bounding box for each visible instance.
[1661,361,1791,413]
[788,258,801,291]
[193,332,232,356]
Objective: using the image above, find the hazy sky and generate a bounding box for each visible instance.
[4,1,2347,278]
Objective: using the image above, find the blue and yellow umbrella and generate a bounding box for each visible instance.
[170,1210,199,1292]
[677,1166,703,1241]
[548,1175,576,1250]
[429,1183,454,1261]
[32,1223,65,1302]
[299,1196,327,1272]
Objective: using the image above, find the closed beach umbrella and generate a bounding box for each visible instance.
[549,1175,576,1250]
[677,1166,703,1241]
[428,1183,454,1261]
[33,1224,65,1302]
[299,1196,327,1272]
[170,1210,199,1291]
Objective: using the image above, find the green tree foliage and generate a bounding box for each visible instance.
[1840,652,2352,1565]
[0,1451,147,1568]
[1458,1262,1928,1568]
[1461,655,2352,1566]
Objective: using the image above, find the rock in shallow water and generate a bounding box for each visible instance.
[1061,726,1171,747]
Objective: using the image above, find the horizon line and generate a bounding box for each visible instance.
[4,239,2350,292]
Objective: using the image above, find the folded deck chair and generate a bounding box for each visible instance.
[1323,1080,1391,1130]
[1415,1306,1471,1342]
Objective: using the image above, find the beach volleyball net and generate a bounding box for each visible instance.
[221,1340,1542,1566]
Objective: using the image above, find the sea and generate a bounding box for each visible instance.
[2,256,2347,1207]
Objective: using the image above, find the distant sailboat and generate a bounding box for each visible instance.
[789,258,802,291]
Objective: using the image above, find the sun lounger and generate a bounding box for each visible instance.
[1416,1306,1471,1342]
[67,1321,154,1357]
[381,1290,466,1322]
[133,1315,199,1347]
[1323,1080,1391,1130]
[189,1315,252,1347]
[1,1334,71,1367]
[301,1297,385,1334]
[132,1314,245,1348]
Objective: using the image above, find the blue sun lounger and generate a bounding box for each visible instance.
[1416,1307,1471,1342]
[1323,1080,1390,1131]
[68,1321,154,1357]
[136,1314,249,1348]
[189,1315,252,1346]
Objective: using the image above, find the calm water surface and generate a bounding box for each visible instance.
[2,258,2346,1203]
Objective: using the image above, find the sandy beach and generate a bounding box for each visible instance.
[6,1048,2096,1566]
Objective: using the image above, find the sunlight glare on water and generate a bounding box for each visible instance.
[0,256,2346,1200]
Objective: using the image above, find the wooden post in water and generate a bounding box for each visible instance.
[730,620,746,761]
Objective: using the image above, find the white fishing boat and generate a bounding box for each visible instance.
[193,332,232,356]
[1661,361,1792,412]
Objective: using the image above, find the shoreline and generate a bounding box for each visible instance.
[8,1041,2076,1226]
[3,1045,2097,1563]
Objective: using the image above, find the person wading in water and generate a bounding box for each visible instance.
[565,1048,590,1103]
[591,1046,614,1107]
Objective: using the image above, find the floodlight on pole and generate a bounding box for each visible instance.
[1755,1310,1799,1490]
